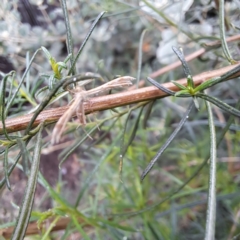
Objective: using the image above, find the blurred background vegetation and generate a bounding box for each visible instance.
[0,0,240,239]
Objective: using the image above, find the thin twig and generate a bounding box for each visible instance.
[140,34,240,83]
[0,63,240,134]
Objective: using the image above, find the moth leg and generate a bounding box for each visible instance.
[76,99,86,125]
[76,102,93,140]
[85,99,101,131]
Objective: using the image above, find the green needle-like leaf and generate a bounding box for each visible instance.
[75,132,122,207]
[41,46,52,60]
[58,124,102,168]
[187,74,195,89]
[192,96,200,110]
[68,12,105,75]
[41,216,61,240]
[0,71,15,142]
[141,101,194,181]
[174,89,191,97]
[60,0,75,75]
[72,216,91,240]
[118,101,240,218]
[219,0,235,64]
[193,77,221,93]
[11,123,44,240]
[119,109,133,180]
[147,77,175,96]
[57,61,67,69]
[17,138,30,174]
[147,77,191,97]
[196,92,240,117]
[6,49,41,117]
[137,28,148,88]
[204,96,217,240]
[0,152,22,189]
[119,106,145,180]
[172,46,192,78]
[4,146,11,190]
[171,80,188,90]
[143,100,155,129]
[193,64,240,94]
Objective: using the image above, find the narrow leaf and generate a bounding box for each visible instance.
[119,109,133,180]
[75,133,122,207]
[141,101,194,181]
[137,29,148,88]
[119,105,145,180]
[0,152,22,189]
[192,96,200,110]
[59,123,102,167]
[72,216,91,240]
[6,49,41,116]
[68,12,105,75]
[4,146,11,190]
[196,93,240,117]
[0,71,15,141]
[147,77,175,96]
[60,0,75,74]
[41,216,61,240]
[174,89,191,97]
[17,138,30,174]
[171,80,188,90]
[204,96,217,240]
[41,46,52,60]
[63,53,72,64]
[123,105,145,153]
[11,123,44,240]
[172,46,191,77]
[121,100,240,217]
[219,0,235,63]
[187,75,195,89]
[193,63,240,93]
[147,77,191,97]
[143,100,155,129]
[193,77,221,93]
[57,61,67,69]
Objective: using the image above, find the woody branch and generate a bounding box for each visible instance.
[0,63,240,134]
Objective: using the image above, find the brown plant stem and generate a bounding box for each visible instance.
[0,63,240,134]
[0,217,90,239]
[150,34,240,78]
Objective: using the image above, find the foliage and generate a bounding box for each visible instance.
[1,0,240,239]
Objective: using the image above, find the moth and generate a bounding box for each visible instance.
[51,76,135,144]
